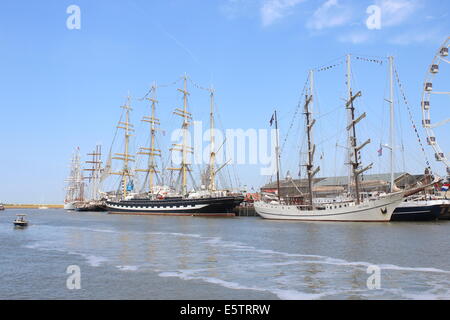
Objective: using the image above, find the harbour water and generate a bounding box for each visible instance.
[1,209,450,300]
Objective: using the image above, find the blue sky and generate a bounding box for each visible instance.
[0,0,448,203]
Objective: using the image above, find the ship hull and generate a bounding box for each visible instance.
[64,202,77,210]
[254,192,403,222]
[75,205,107,212]
[436,201,450,220]
[75,201,107,212]
[106,196,243,216]
[391,201,442,221]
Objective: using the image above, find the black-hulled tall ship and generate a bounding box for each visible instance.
[106,193,243,216]
[391,173,448,221]
[392,197,445,221]
[105,77,243,216]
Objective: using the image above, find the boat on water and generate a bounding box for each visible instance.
[13,214,28,227]
[390,176,447,221]
[74,145,107,212]
[255,55,406,222]
[104,77,244,215]
[107,193,243,216]
[64,147,85,210]
[0,204,4,211]
[392,197,443,221]
[256,192,404,222]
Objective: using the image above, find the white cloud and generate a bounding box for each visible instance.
[375,0,421,27]
[306,0,353,30]
[260,0,306,26]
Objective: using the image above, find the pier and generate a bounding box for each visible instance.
[235,205,257,217]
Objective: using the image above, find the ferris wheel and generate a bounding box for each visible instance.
[421,36,450,176]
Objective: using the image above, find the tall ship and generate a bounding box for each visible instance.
[64,147,85,210]
[75,145,107,211]
[254,55,405,222]
[105,76,243,216]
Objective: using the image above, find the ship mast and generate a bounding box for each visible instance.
[65,151,76,203]
[65,147,84,203]
[388,56,395,192]
[74,147,84,202]
[345,58,373,204]
[274,110,281,202]
[136,83,161,194]
[111,96,135,199]
[168,75,193,196]
[84,145,102,200]
[346,54,353,194]
[208,87,216,192]
[304,70,320,209]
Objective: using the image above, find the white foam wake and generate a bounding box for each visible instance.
[22,223,450,299]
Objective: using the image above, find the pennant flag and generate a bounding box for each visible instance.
[378,144,383,157]
[269,113,275,126]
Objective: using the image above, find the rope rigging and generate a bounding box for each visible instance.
[394,66,433,175]
[279,75,309,156]
[137,77,184,101]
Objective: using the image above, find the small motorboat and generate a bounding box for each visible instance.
[13,214,28,227]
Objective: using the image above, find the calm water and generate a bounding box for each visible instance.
[1,209,450,300]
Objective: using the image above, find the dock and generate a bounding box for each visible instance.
[235,205,258,217]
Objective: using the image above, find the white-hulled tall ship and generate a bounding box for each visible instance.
[105,77,243,216]
[64,147,85,210]
[255,55,404,222]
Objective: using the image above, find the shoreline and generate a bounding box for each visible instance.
[3,204,63,209]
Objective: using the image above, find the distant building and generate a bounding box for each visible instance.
[260,172,428,199]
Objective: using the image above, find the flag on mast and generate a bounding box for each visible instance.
[269,113,275,126]
[377,144,383,157]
